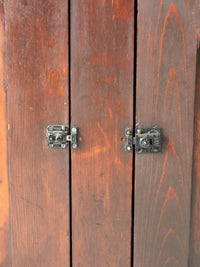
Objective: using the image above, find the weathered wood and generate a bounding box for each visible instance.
[5,1,70,266]
[71,1,134,266]
[135,1,200,266]
[190,41,200,266]
[0,2,9,266]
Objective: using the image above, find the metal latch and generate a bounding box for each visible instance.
[125,127,161,153]
[46,125,78,149]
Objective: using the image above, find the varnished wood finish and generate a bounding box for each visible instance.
[0,3,9,266]
[5,1,70,266]
[71,1,134,266]
[135,1,200,266]
[190,42,200,266]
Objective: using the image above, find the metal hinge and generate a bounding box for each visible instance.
[125,127,161,153]
[46,125,79,149]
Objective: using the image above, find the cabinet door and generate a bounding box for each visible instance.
[134,1,200,267]
[1,1,135,266]
[1,1,200,267]
[71,1,134,266]
[4,1,70,266]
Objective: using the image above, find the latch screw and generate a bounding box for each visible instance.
[137,128,142,134]
[71,127,78,134]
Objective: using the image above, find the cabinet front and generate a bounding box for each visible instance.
[0,1,199,267]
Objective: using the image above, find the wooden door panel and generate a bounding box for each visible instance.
[71,1,134,266]
[135,1,200,266]
[0,2,9,266]
[5,1,70,266]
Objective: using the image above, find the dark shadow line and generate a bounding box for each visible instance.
[131,1,138,266]
[68,1,72,267]
[188,40,200,267]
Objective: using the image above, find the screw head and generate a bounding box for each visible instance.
[62,126,66,131]
[72,144,77,149]
[61,144,66,148]
[139,137,150,148]
[127,146,131,151]
[71,127,77,134]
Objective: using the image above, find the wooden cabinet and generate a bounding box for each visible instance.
[1,1,200,266]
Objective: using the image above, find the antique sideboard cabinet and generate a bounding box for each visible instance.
[0,0,200,266]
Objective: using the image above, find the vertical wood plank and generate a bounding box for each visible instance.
[134,1,200,266]
[5,1,70,266]
[0,2,10,266]
[71,1,134,266]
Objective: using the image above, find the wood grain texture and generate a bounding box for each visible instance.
[71,1,134,266]
[135,1,200,266]
[5,1,70,266]
[189,41,200,266]
[0,2,9,266]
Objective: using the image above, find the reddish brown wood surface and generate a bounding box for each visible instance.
[5,1,70,266]
[135,1,200,267]
[71,1,134,266]
[190,42,200,266]
[0,2,9,266]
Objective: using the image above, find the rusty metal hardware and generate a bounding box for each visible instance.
[125,127,161,153]
[46,125,79,149]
